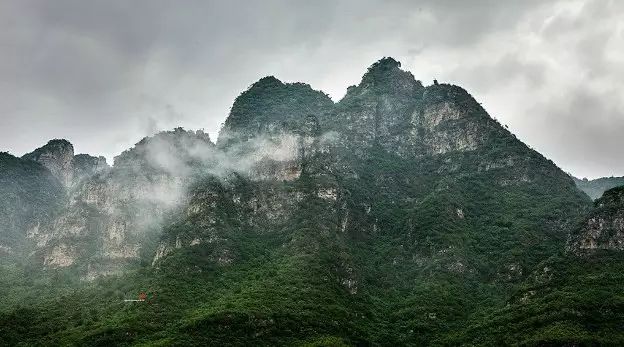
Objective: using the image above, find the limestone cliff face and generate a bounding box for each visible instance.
[152,176,305,266]
[331,58,509,160]
[414,84,502,155]
[568,186,624,253]
[23,140,76,187]
[3,141,108,264]
[152,85,348,283]
[217,75,336,182]
[22,139,111,188]
[28,129,214,278]
[153,126,342,268]
[73,154,109,184]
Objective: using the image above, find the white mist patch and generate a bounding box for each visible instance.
[216,133,300,176]
[138,129,305,182]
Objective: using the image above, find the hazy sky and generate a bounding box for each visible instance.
[0,0,622,178]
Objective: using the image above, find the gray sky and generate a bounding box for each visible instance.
[0,0,622,179]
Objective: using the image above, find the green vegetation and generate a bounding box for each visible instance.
[219,76,334,147]
[451,251,624,346]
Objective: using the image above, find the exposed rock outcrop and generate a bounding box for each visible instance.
[568,186,624,253]
[29,129,215,276]
[23,139,76,187]
[333,57,423,157]
[22,139,110,188]
[73,154,109,183]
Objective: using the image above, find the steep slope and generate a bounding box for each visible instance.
[575,176,624,200]
[0,152,64,262]
[331,57,588,279]
[73,154,109,183]
[331,57,424,157]
[22,139,110,188]
[324,58,591,343]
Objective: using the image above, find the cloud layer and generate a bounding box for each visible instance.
[0,0,622,178]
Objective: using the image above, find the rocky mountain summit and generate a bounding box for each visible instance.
[22,139,109,188]
[22,139,76,187]
[132,58,592,344]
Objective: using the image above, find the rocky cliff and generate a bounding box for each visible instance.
[99,58,592,346]
[22,139,76,187]
[24,129,215,278]
[73,154,109,183]
[22,139,110,188]
[568,186,624,253]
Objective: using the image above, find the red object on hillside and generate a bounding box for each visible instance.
[138,292,147,301]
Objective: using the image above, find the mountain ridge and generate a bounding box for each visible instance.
[2,57,619,346]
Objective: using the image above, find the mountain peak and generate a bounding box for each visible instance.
[217,76,333,147]
[24,139,74,156]
[350,57,422,97]
[114,128,213,165]
[366,57,402,72]
[246,76,284,92]
[22,139,75,186]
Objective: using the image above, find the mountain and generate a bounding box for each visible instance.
[575,176,624,200]
[0,58,609,345]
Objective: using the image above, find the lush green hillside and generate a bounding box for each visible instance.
[453,187,624,346]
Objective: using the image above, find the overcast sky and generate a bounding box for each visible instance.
[0,0,622,178]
